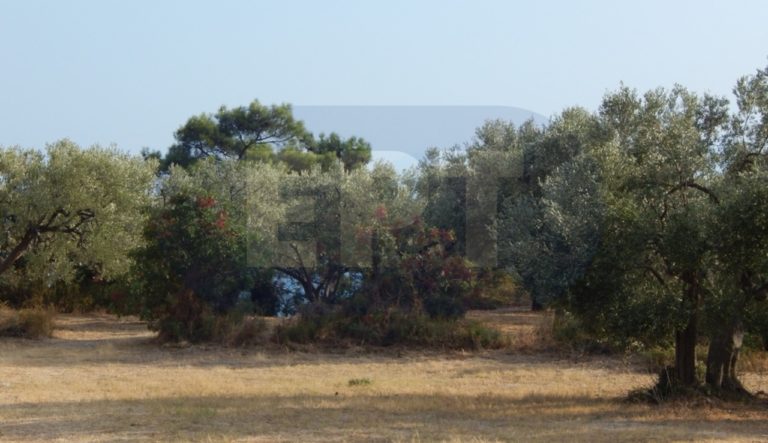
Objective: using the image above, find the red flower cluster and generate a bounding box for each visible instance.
[214,211,227,229]
[196,196,216,209]
[374,205,388,221]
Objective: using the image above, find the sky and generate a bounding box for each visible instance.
[1,0,767,159]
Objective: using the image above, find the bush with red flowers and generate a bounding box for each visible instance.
[130,194,252,342]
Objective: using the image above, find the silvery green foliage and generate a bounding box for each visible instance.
[724,65,768,173]
[494,108,602,305]
[704,65,768,346]
[719,64,768,282]
[416,119,529,264]
[536,155,604,304]
[498,158,603,306]
[0,140,156,282]
[561,85,732,354]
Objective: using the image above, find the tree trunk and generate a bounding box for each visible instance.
[370,229,382,306]
[0,228,37,276]
[706,287,750,393]
[674,312,698,386]
[301,280,319,303]
[673,276,700,386]
[706,320,746,392]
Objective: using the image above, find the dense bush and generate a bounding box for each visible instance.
[356,219,476,320]
[275,303,506,349]
[272,213,501,348]
[130,193,254,342]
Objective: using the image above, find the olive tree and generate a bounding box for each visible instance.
[704,64,768,391]
[568,86,727,386]
[0,140,156,292]
[496,108,603,309]
[497,86,727,388]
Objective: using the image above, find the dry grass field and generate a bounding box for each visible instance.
[1,310,768,442]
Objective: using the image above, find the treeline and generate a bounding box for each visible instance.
[1,65,767,397]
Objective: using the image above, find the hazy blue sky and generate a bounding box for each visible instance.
[1,0,767,155]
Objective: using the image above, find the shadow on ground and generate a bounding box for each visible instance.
[1,393,767,442]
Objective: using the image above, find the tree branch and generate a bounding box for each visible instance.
[666,180,720,205]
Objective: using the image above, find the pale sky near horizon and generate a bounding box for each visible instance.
[1,0,767,156]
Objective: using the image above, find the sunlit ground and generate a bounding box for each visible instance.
[1,311,767,442]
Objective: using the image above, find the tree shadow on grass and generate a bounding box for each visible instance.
[0,393,766,442]
[2,313,656,377]
[0,326,654,375]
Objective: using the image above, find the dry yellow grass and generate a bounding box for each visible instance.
[0,311,767,442]
[466,307,555,350]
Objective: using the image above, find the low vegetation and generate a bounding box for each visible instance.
[0,305,56,339]
[275,306,507,350]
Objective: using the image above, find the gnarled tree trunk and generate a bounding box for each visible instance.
[706,286,752,393]
[674,310,699,386]
[671,275,702,387]
[705,320,745,392]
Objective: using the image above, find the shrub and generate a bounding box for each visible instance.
[19,308,56,338]
[274,303,338,344]
[460,319,507,349]
[151,300,269,346]
[463,270,521,310]
[273,219,506,349]
[250,269,281,316]
[226,316,268,346]
[0,305,56,339]
[0,269,130,315]
[274,304,506,350]
[353,220,475,320]
[131,193,254,342]
[550,310,615,354]
[274,215,505,349]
